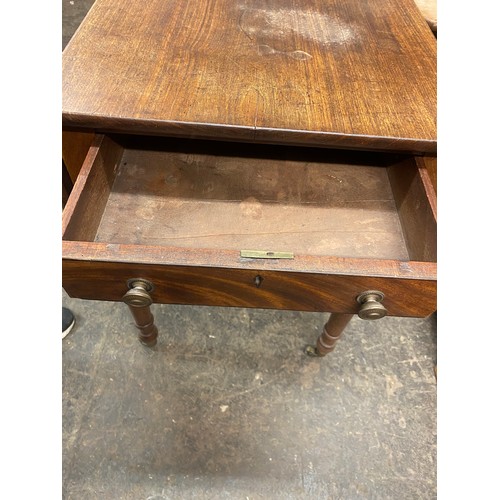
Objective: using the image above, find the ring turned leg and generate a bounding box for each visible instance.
[306,313,354,357]
[122,279,158,347]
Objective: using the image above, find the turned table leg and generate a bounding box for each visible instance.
[306,313,354,357]
[122,279,158,347]
[306,290,388,357]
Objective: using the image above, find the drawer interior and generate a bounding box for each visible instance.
[63,134,436,263]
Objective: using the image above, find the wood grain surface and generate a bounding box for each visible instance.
[62,132,437,316]
[62,253,437,317]
[62,134,124,241]
[62,130,96,182]
[388,156,437,262]
[62,0,436,153]
[94,138,410,260]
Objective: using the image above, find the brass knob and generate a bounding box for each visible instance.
[122,279,154,307]
[356,290,387,320]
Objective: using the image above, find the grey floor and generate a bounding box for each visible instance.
[62,2,437,498]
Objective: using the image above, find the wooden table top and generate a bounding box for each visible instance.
[62,0,436,153]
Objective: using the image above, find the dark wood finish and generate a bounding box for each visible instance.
[62,252,436,317]
[62,160,73,208]
[416,157,437,218]
[63,134,436,262]
[62,135,123,241]
[93,137,411,260]
[62,130,96,182]
[387,157,437,262]
[62,0,436,153]
[62,134,437,317]
[314,313,354,356]
[62,0,437,348]
[124,301,158,347]
[62,240,436,280]
[423,156,437,193]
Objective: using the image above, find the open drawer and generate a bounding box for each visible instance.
[62,134,436,318]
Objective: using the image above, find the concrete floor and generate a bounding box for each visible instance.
[62,2,437,498]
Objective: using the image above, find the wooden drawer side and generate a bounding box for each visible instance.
[62,134,123,241]
[387,157,437,263]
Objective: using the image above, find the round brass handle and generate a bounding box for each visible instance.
[122,279,154,307]
[356,290,387,320]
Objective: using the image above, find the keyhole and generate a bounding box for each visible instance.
[254,275,263,288]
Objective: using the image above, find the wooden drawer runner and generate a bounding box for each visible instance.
[62,134,436,317]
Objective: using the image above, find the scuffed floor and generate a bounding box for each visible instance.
[63,292,436,499]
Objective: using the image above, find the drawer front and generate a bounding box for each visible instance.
[63,255,436,317]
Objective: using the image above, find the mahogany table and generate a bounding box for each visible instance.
[62,0,436,356]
